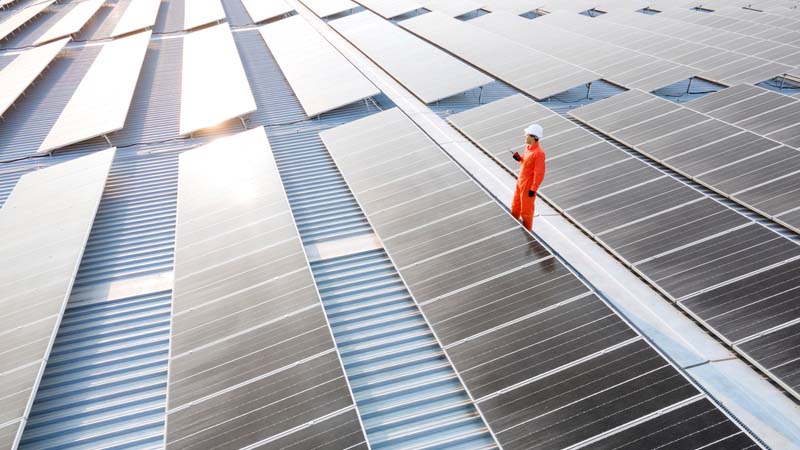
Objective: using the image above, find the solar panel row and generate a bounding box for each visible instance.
[449,93,800,399]
[183,0,225,31]
[470,11,699,93]
[166,128,366,450]
[571,87,800,232]
[400,11,599,100]
[321,107,757,450]
[416,0,483,17]
[597,10,795,85]
[259,15,380,117]
[330,11,492,104]
[0,149,115,449]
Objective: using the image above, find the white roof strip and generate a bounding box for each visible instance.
[0,0,55,42]
[0,37,67,117]
[354,0,421,18]
[400,11,599,100]
[179,23,257,136]
[300,0,358,18]
[0,148,115,450]
[331,11,492,103]
[259,15,379,117]
[34,0,104,45]
[241,0,293,23]
[38,31,151,154]
[111,0,160,37]
[183,0,225,31]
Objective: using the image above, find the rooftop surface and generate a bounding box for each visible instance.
[1,0,800,449]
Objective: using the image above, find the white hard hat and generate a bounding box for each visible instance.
[525,123,543,139]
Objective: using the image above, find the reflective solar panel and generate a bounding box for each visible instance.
[0,148,114,450]
[300,0,358,18]
[320,107,756,450]
[179,23,257,136]
[241,0,293,23]
[38,31,151,154]
[400,11,598,100]
[110,0,160,37]
[0,36,67,117]
[166,127,365,450]
[416,0,483,16]
[331,11,491,103]
[34,0,104,45]
[354,0,421,18]
[0,0,55,42]
[183,0,225,31]
[259,15,380,117]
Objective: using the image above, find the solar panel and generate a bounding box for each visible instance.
[416,0,484,17]
[330,11,491,103]
[738,321,800,396]
[0,36,66,118]
[179,23,257,136]
[38,31,151,154]
[166,127,366,450]
[110,0,160,37]
[259,15,380,117]
[241,0,293,23]
[469,11,698,92]
[400,11,598,100]
[354,0,421,18]
[573,89,800,223]
[0,0,55,42]
[183,0,225,31]
[0,148,114,450]
[480,0,540,14]
[300,0,358,18]
[34,0,104,45]
[320,107,757,449]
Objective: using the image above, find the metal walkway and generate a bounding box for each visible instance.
[269,127,496,449]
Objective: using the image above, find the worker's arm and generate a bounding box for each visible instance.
[530,151,546,193]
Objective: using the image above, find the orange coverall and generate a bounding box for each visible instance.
[511,142,546,231]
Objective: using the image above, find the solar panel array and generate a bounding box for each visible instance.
[400,11,599,100]
[166,128,366,450]
[0,149,115,449]
[472,11,699,92]
[448,93,800,399]
[571,87,800,232]
[259,15,380,117]
[321,107,758,450]
[330,11,492,103]
[1,0,799,447]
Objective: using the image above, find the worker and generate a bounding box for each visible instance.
[511,123,546,231]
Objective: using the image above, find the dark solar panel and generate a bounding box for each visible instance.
[165,128,365,450]
[321,107,757,448]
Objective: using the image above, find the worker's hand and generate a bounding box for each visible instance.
[513,152,522,162]
[528,190,536,198]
